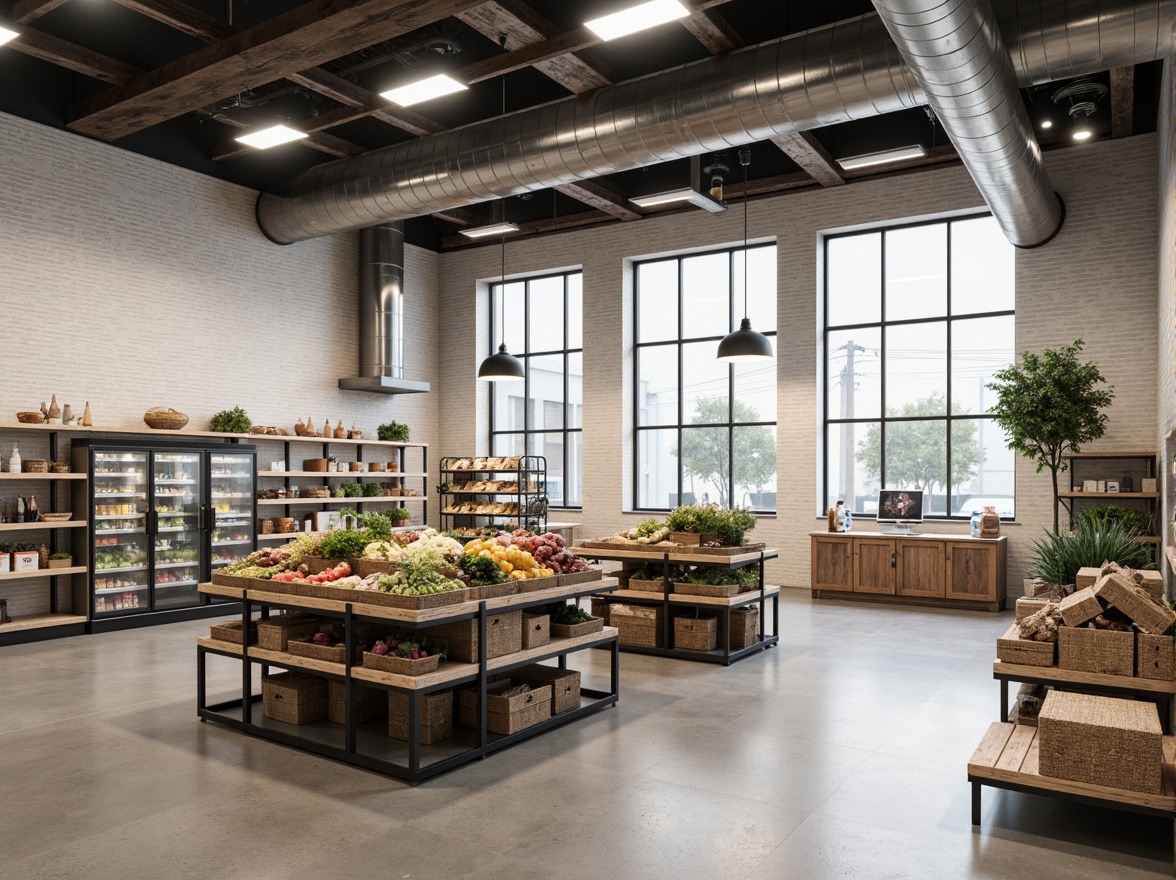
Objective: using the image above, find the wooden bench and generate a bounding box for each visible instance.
[968,722,1176,867]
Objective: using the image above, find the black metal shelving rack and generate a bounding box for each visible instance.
[438,455,547,535]
[196,577,619,784]
[573,545,781,666]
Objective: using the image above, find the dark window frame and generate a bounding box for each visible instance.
[822,212,1016,521]
[489,269,583,510]
[633,243,778,514]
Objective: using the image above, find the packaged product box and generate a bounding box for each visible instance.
[13,550,38,572]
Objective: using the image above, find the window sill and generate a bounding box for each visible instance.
[812,516,1022,527]
[626,510,778,519]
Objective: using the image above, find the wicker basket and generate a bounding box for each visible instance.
[590,598,611,627]
[522,614,550,649]
[15,411,44,424]
[258,518,274,535]
[22,459,48,473]
[143,407,188,430]
[730,607,759,649]
[1096,572,1176,635]
[262,673,327,725]
[388,690,453,743]
[511,665,581,715]
[459,681,552,734]
[996,623,1055,667]
[430,610,522,662]
[210,619,256,644]
[210,571,252,588]
[1058,626,1134,676]
[516,575,562,594]
[612,604,663,647]
[327,681,386,724]
[551,617,604,639]
[674,615,717,651]
[275,517,297,533]
[558,569,603,587]
[1038,691,1163,794]
[286,638,364,664]
[668,531,718,546]
[674,581,741,598]
[626,577,665,594]
[1136,633,1175,681]
[349,558,398,578]
[257,615,320,652]
[1058,587,1103,628]
[1015,596,1051,623]
[361,651,441,676]
[479,581,519,599]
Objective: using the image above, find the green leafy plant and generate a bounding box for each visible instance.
[388,507,412,523]
[714,507,757,546]
[1029,518,1153,590]
[340,509,393,542]
[1077,504,1152,537]
[459,553,507,586]
[209,406,252,433]
[635,518,665,537]
[680,567,758,586]
[361,482,382,497]
[0,543,10,554]
[317,529,369,560]
[666,504,722,534]
[49,550,71,560]
[377,421,411,442]
[986,340,1114,533]
[543,603,593,625]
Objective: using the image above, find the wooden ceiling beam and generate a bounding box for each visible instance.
[285,68,445,137]
[555,180,642,220]
[66,0,482,141]
[10,0,71,25]
[7,27,142,85]
[770,131,844,187]
[1110,66,1134,139]
[679,7,743,53]
[106,0,235,42]
[432,207,485,227]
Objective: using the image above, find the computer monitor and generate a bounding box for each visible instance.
[876,489,924,535]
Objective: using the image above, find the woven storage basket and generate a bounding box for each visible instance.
[522,614,550,649]
[1058,587,1103,628]
[22,459,48,473]
[349,558,398,578]
[1096,572,1176,635]
[300,556,336,575]
[1075,567,1101,589]
[262,673,327,725]
[1015,596,1051,623]
[590,597,611,627]
[730,607,759,649]
[996,623,1055,667]
[668,532,718,546]
[361,651,441,676]
[674,581,741,598]
[626,577,665,594]
[209,619,256,644]
[1137,570,1164,599]
[511,664,581,715]
[1136,633,1176,681]
[257,615,320,652]
[459,681,552,734]
[430,610,522,663]
[286,638,365,665]
[327,681,386,724]
[1038,691,1163,794]
[143,408,188,430]
[1058,626,1134,676]
[388,690,454,744]
[478,582,518,600]
[210,572,252,588]
[551,617,604,638]
[674,615,717,651]
[516,575,562,594]
[558,569,602,587]
[612,604,663,648]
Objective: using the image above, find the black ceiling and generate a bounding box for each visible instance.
[0,0,1158,250]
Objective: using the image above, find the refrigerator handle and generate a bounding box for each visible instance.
[149,510,158,536]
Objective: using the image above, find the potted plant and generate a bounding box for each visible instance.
[1029,518,1152,593]
[377,421,410,442]
[48,550,73,569]
[665,504,722,545]
[715,507,758,547]
[388,507,412,526]
[210,405,253,434]
[986,340,1114,534]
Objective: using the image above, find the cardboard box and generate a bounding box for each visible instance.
[1142,478,1158,493]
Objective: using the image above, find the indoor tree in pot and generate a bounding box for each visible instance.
[985,339,1113,534]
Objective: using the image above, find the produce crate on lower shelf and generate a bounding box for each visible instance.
[328,681,387,724]
[459,680,552,735]
[262,672,328,725]
[612,604,663,648]
[389,690,454,744]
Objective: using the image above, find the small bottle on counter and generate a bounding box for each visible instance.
[27,495,38,522]
[8,445,20,474]
[16,496,26,523]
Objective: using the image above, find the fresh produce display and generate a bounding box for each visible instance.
[220,545,297,579]
[463,534,554,580]
[666,504,720,535]
[310,622,345,647]
[607,519,672,544]
[400,529,465,566]
[679,567,758,586]
[377,560,467,595]
[371,630,446,661]
[272,561,354,584]
[94,549,142,570]
[506,530,592,574]
[317,529,370,560]
[459,553,508,586]
[157,547,198,564]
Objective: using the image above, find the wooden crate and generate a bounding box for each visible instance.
[429,610,522,662]
[611,604,663,648]
[327,681,387,724]
[997,623,1055,667]
[674,615,716,651]
[387,690,454,744]
[730,607,759,649]
[511,664,581,715]
[262,673,327,725]
[256,615,319,652]
[1058,626,1134,676]
[522,614,550,649]
[1137,633,1176,681]
[459,681,552,734]
[1038,691,1163,794]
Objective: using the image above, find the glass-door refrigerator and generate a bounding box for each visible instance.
[74,440,255,631]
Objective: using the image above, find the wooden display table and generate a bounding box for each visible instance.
[196,577,619,784]
[570,544,779,665]
[969,722,1176,868]
[810,531,1007,611]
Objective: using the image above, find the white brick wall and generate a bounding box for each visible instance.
[440,135,1159,593]
[1158,66,1175,576]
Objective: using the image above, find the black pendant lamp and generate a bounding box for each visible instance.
[478,38,525,383]
[717,147,774,363]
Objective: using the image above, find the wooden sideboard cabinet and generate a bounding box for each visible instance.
[810,532,1007,611]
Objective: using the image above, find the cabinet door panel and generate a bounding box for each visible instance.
[946,542,996,601]
[896,540,945,597]
[812,536,852,591]
[854,538,896,594]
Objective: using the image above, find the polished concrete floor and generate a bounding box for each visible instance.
[1,592,1170,879]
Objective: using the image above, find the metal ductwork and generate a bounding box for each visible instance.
[338,221,430,395]
[872,0,1062,247]
[256,0,1175,246]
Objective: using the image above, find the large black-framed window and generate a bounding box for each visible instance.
[489,270,583,509]
[633,244,777,513]
[823,213,1016,520]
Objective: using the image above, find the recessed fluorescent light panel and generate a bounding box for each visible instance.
[380,74,467,107]
[459,221,521,239]
[837,145,927,171]
[585,0,689,41]
[0,26,18,46]
[234,124,307,150]
[630,188,727,213]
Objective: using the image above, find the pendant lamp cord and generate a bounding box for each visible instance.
[497,33,508,351]
[740,146,750,321]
